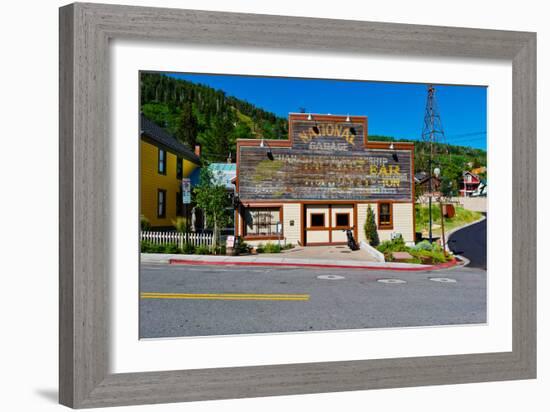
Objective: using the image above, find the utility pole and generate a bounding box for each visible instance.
[421,85,446,243]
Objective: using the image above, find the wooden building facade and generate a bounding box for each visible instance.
[235,113,415,246]
[140,114,201,228]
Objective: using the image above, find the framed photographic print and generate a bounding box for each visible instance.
[59,2,536,408]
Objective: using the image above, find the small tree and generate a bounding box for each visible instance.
[193,167,231,249]
[364,204,380,247]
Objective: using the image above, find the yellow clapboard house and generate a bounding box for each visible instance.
[140,114,201,228]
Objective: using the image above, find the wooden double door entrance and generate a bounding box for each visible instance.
[303,204,356,246]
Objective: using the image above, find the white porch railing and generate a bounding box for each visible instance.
[141,231,213,248]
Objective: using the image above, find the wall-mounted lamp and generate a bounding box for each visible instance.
[389,142,395,150]
[307,113,313,121]
[260,137,273,160]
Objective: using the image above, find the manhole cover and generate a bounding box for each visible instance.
[317,275,346,280]
[429,277,457,283]
[377,278,407,284]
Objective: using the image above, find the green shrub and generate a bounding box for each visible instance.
[140,241,166,254]
[237,239,250,254]
[257,242,281,253]
[140,215,151,231]
[377,236,408,254]
[212,245,226,255]
[364,205,380,247]
[195,245,211,255]
[180,242,196,254]
[172,217,189,233]
[161,243,179,254]
[414,240,433,251]
[140,240,152,253]
[282,243,294,250]
[412,248,447,263]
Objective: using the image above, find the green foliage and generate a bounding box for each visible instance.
[237,240,250,254]
[364,205,380,247]
[195,245,211,255]
[193,168,232,248]
[163,243,179,254]
[377,237,450,264]
[172,217,189,233]
[180,242,196,254]
[414,240,434,251]
[377,237,408,254]
[212,245,227,255]
[140,241,178,254]
[175,101,199,147]
[415,204,482,236]
[140,215,151,231]
[256,242,282,253]
[198,114,236,162]
[413,248,447,264]
[140,72,288,162]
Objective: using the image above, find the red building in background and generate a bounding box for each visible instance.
[460,171,481,197]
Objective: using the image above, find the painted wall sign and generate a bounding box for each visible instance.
[291,120,366,152]
[238,146,413,201]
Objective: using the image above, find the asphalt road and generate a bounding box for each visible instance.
[448,215,487,270]
[140,263,487,338]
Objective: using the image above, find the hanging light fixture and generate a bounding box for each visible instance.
[307,113,313,121]
[346,114,351,122]
[389,142,395,150]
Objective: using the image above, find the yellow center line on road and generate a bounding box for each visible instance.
[140,292,310,301]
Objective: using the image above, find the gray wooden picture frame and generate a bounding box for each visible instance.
[59,2,536,408]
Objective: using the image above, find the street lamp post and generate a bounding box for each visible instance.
[433,167,447,256]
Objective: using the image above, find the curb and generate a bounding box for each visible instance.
[168,257,459,272]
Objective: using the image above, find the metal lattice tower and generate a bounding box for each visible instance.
[421,84,446,243]
[421,84,446,164]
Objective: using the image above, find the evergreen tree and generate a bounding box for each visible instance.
[199,114,235,162]
[175,101,198,147]
[364,205,380,247]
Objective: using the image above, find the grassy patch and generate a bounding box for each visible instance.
[415,204,482,237]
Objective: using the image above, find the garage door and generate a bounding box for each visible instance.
[304,204,355,245]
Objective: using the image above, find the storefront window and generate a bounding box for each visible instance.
[378,203,392,228]
[244,207,280,236]
[310,213,325,228]
[335,213,350,228]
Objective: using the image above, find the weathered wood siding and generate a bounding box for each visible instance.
[238,147,412,201]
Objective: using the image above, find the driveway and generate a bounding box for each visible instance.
[262,244,377,262]
[448,215,487,270]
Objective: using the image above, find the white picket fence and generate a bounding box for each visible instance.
[141,231,213,248]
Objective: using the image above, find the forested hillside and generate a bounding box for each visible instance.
[140,72,487,192]
[140,72,288,162]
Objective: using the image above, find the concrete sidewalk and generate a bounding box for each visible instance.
[141,253,459,271]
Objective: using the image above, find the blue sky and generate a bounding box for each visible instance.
[168,73,487,150]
